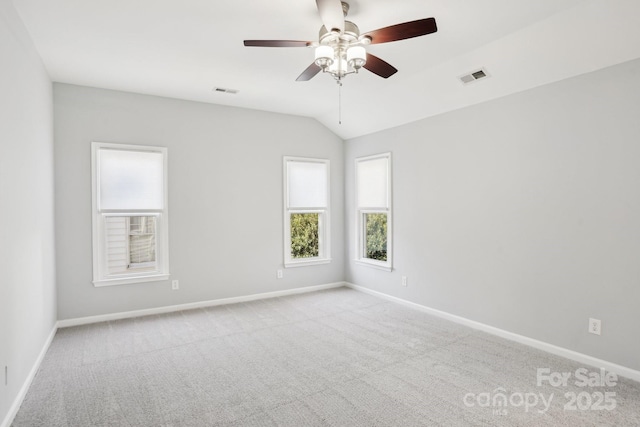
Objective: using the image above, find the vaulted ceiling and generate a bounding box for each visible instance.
[12,0,640,139]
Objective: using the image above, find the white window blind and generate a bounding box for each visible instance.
[98,149,164,210]
[287,161,328,208]
[357,157,388,208]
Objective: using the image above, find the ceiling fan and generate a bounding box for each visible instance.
[243,0,437,82]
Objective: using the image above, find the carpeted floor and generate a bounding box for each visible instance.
[12,287,640,426]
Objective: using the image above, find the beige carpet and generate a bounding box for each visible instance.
[12,287,640,426]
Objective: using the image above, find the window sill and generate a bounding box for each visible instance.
[284,258,332,268]
[354,259,392,272]
[93,273,170,287]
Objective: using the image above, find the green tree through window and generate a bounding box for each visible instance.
[291,213,319,258]
[365,213,387,261]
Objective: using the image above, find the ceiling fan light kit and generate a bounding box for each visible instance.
[346,46,366,69]
[243,0,438,84]
[314,44,367,79]
[312,15,370,81]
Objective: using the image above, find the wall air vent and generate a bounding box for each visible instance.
[459,68,490,85]
[212,87,239,94]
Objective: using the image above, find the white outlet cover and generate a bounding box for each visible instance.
[588,318,601,335]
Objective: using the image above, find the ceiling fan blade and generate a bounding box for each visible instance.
[296,63,322,81]
[316,0,345,33]
[244,40,312,48]
[363,53,398,79]
[362,18,437,44]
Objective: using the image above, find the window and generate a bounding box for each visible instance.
[91,142,169,286]
[284,157,330,267]
[355,152,392,270]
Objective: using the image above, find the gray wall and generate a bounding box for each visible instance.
[54,84,345,320]
[345,58,640,371]
[0,1,56,423]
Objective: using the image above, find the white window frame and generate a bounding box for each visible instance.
[283,156,331,268]
[91,142,170,286]
[355,152,392,271]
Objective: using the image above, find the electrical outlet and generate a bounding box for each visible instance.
[171,280,179,290]
[276,270,283,279]
[588,318,601,335]
[401,276,408,287]
[5,366,7,386]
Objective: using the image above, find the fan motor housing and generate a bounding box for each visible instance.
[319,21,360,45]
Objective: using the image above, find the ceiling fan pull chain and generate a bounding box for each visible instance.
[338,80,342,125]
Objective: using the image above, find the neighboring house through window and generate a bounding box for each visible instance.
[91,142,169,286]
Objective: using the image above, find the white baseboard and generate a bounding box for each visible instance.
[1,325,58,427]
[345,282,640,383]
[57,282,346,328]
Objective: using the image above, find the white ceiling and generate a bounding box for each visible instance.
[12,0,640,139]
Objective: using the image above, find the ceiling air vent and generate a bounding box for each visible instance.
[212,87,239,94]
[459,68,490,85]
